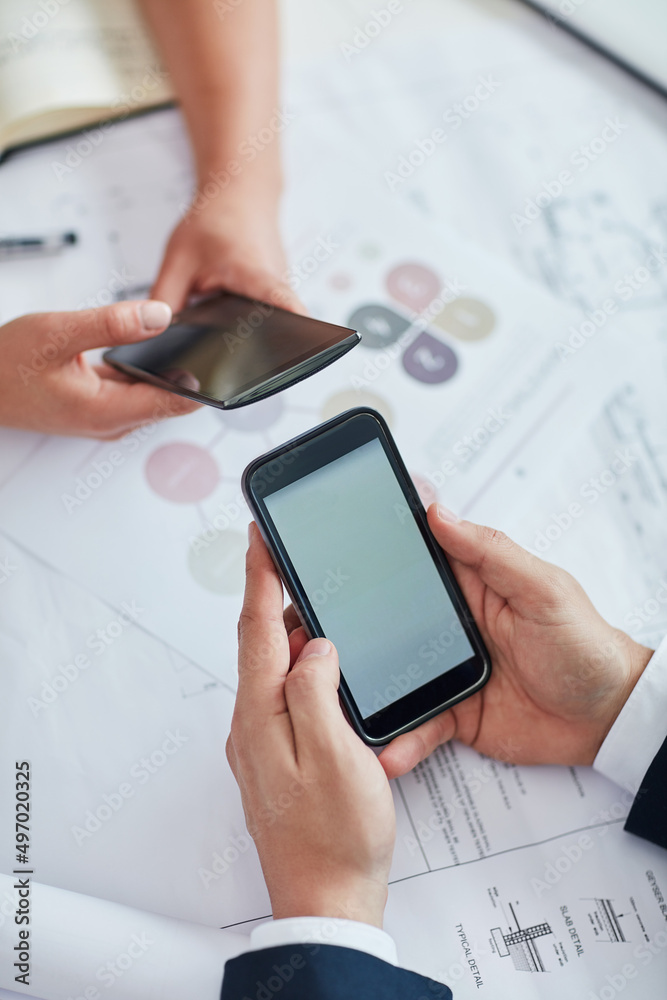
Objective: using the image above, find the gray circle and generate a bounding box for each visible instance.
[348,304,410,349]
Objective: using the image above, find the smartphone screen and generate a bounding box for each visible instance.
[264,438,475,718]
[245,408,490,743]
[104,292,359,409]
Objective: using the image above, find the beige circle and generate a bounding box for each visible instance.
[321,390,393,427]
[432,297,495,341]
[188,529,246,595]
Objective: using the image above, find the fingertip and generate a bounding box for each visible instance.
[138,299,172,333]
[378,745,409,781]
[296,637,334,662]
[428,502,461,526]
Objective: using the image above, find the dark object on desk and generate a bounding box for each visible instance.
[104,290,360,410]
[0,231,78,260]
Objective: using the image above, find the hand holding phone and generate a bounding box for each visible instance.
[104,291,360,410]
[379,509,654,778]
[226,525,396,927]
[243,408,491,745]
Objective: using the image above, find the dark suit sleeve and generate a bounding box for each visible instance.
[220,944,452,1000]
[624,734,667,849]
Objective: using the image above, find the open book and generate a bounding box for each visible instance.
[0,0,174,157]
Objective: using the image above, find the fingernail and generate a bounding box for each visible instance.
[301,638,332,659]
[435,503,460,523]
[139,300,172,331]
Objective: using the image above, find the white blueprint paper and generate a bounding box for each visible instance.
[0,2,666,996]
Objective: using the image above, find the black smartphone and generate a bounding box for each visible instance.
[104,291,360,409]
[242,407,491,745]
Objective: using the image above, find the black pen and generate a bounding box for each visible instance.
[0,231,78,260]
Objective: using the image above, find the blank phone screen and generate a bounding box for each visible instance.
[264,438,474,719]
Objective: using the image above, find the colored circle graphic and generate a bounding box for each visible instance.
[386,262,440,312]
[329,272,352,291]
[188,529,246,594]
[431,297,495,341]
[146,443,219,503]
[219,394,285,432]
[348,304,410,350]
[321,390,393,427]
[358,242,381,259]
[402,332,458,385]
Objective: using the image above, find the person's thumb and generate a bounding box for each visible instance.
[49,300,172,357]
[284,638,347,755]
[426,503,556,607]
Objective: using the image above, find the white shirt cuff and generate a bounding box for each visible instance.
[594,634,667,795]
[250,917,398,966]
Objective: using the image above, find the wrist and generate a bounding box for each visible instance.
[193,153,282,209]
[188,177,282,229]
[594,632,654,756]
[270,876,388,930]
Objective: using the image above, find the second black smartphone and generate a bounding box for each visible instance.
[104,291,360,409]
[243,407,491,745]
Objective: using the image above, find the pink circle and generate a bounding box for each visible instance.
[386,262,441,312]
[329,272,352,291]
[146,443,219,503]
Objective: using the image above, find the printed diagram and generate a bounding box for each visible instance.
[513,192,667,312]
[109,260,494,601]
[584,898,631,944]
[491,903,554,973]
